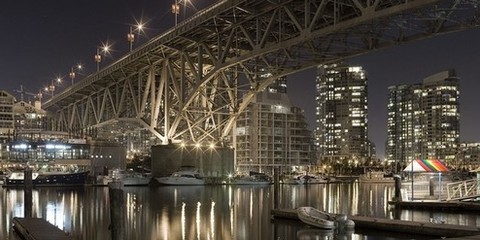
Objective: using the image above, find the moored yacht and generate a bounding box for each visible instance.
[231,172,271,185]
[3,170,89,187]
[96,169,152,186]
[156,169,205,185]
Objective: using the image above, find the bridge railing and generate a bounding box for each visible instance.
[445,179,479,201]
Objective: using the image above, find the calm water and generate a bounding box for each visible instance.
[1,183,479,239]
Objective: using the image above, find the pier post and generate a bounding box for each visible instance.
[429,178,435,197]
[393,175,401,202]
[24,168,33,218]
[274,167,279,209]
[109,181,125,240]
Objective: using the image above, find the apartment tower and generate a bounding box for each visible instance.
[315,63,369,166]
[386,70,459,167]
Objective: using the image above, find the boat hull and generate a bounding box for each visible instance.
[297,207,355,230]
[297,207,335,229]
[233,179,271,185]
[4,171,89,187]
[156,177,205,185]
[95,170,152,186]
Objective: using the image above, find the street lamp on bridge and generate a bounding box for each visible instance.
[172,0,180,26]
[44,77,63,97]
[94,42,112,72]
[127,23,144,52]
[69,64,83,86]
[172,0,192,26]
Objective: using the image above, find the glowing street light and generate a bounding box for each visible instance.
[95,42,112,71]
[46,77,63,97]
[69,64,83,85]
[127,23,144,52]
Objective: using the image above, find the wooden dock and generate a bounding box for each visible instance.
[389,200,480,211]
[271,208,480,238]
[12,217,72,240]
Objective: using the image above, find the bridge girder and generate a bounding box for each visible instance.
[43,0,480,145]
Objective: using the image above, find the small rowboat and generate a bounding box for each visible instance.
[296,207,355,230]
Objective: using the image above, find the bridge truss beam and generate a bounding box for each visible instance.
[44,0,480,146]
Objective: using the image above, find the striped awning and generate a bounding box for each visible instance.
[403,159,449,172]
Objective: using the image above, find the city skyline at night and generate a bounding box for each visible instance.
[1,1,480,159]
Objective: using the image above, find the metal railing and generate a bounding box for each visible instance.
[446,179,479,201]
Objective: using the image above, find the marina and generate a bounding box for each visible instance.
[1,183,480,239]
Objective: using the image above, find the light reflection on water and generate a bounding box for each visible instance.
[0,183,479,239]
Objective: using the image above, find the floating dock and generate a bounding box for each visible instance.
[271,208,480,238]
[389,200,480,211]
[12,217,72,240]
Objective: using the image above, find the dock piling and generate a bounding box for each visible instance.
[274,167,279,209]
[24,168,33,218]
[109,181,125,240]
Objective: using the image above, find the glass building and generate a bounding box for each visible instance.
[315,63,370,168]
[386,70,459,169]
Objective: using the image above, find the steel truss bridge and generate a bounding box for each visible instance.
[44,0,480,147]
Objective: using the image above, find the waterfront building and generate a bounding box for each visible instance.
[386,84,422,170]
[457,142,480,170]
[13,100,46,131]
[315,63,370,170]
[0,90,15,161]
[386,70,460,168]
[235,76,315,175]
[0,89,126,174]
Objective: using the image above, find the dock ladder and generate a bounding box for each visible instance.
[445,179,480,201]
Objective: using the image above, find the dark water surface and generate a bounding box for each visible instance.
[1,183,479,239]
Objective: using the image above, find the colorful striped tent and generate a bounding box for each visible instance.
[402,159,449,172]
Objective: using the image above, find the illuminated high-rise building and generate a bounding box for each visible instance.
[386,70,459,167]
[315,63,369,167]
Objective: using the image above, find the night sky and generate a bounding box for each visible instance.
[1,1,480,159]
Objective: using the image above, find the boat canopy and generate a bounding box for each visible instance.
[402,159,449,173]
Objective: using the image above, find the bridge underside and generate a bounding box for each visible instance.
[43,0,480,150]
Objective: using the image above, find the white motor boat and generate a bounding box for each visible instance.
[96,169,152,186]
[297,207,355,230]
[282,174,307,184]
[283,174,328,184]
[156,169,205,185]
[232,172,271,185]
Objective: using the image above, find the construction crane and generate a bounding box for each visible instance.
[14,85,43,102]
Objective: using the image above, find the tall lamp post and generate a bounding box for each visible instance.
[172,0,180,26]
[127,23,144,52]
[95,43,111,72]
[95,48,102,72]
[127,27,135,52]
[69,64,83,86]
[46,77,62,97]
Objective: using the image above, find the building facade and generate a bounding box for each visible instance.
[315,63,370,169]
[0,90,16,160]
[386,84,422,170]
[235,77,315,175]
[457,142,480,170]
[386,70,460,168]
